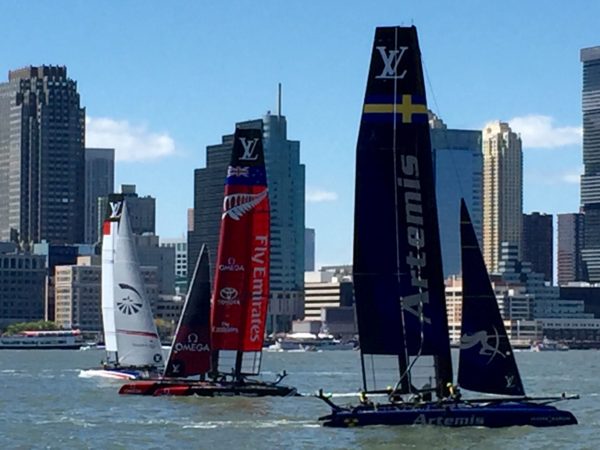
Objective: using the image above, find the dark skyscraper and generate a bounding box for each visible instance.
[558,212,586,285]
[521,212,553,282]
[581,46,600,282]
[305,228,315,271]
[0,66,85,246]
[84,148,114,244]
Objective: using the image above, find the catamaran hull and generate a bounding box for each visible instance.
[119,380,299,397]
[320,402,577,428]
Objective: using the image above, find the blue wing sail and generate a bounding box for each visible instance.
[353,26,452,395]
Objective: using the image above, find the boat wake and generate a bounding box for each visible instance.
[78,369,136,380]
[182,419,318,429]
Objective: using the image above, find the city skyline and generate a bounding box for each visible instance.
[0,2,597,267]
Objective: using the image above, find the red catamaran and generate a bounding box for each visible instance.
[119,127,297,397]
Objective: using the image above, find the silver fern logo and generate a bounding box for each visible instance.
[222,189,268,220]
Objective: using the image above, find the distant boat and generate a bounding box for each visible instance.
[0,329,83,349]
[317,26,577,428]
[531,337,569,352]
[80,198,163,381]
[267,333,355,352]
[119,128,297,397]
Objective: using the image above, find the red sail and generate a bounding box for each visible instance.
[211,127,270,352]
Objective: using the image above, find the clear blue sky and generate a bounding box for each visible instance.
[1,1,597,267]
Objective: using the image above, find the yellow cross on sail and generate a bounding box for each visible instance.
[363,94,427,123]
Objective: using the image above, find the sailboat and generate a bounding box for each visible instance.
[119,127,297,397]
[80,196,163,380]
[317,26,577,427]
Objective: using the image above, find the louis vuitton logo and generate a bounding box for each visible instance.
[239,137,259,161]
[375,46,408,79]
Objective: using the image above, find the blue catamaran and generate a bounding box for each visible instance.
[317,26,577,428]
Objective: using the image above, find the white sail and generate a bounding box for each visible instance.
[103,200,163,367]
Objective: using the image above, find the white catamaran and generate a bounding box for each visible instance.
[80,197,163,380]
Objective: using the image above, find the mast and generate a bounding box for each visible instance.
[101,196,120,365]
[353,26,453,397]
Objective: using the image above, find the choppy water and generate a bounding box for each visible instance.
[0,349,597,449]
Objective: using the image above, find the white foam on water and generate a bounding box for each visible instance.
[183,419,316,429]
[35,415,97,428]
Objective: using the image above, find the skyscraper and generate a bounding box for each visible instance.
[0,66,85,246]
[84,148,114,244]
[581,46,600,282]
[189,111,305,332]
[430,113,482,277]
[481,121,523,273]
[305,228,316,271]
[558,212,586,285]
[521,212,553,282]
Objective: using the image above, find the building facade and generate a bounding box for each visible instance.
[54,256,102,332]
[521,212,553,282]
[0,249,47,329]
[430,113,482,276]
[134,234,175,295]
[189,112,306,333]
[161,237,188,293]
[558,213,586,285]
[581,46,600,282]
[0,66,85,246]
[482,121,523,273]
[305,228,316,272]
[303,270,355,337]
[84,148,114,244]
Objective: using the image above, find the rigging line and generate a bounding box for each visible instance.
[370,353,376,389]
[422,57,468,202]
[392,27,412,392]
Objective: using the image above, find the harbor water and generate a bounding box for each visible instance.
[0,349,597,449]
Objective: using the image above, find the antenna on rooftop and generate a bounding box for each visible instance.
[277,82,282,117]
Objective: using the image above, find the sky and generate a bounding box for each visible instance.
[0,1,597,268]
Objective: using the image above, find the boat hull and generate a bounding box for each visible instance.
[119,380,299,397]
[0,344,82,350]
[320,401,577,428]
[79,367,161,380]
